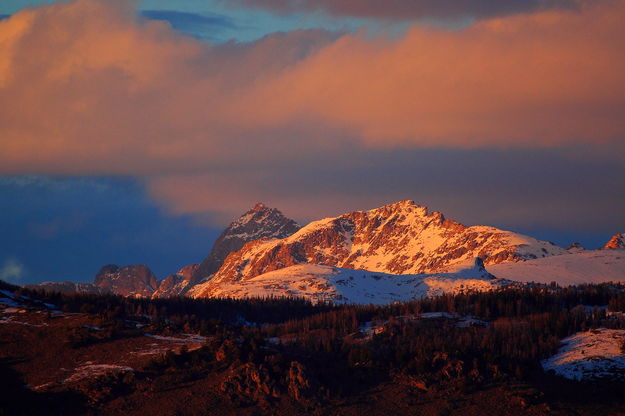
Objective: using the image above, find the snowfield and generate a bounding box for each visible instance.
[201,259,509,305]
[542,328,625,380]
[489,250,625,286]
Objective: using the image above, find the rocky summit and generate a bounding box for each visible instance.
[189,203,300,285]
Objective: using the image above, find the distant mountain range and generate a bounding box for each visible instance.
[25,201,625,303]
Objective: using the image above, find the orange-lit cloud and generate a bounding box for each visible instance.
[0,0,624,222]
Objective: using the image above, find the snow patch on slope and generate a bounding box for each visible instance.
[489,250,625,286]
[201,260,508,305]
[542,328,625,380]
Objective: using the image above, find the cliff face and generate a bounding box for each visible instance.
[191,200,566,298]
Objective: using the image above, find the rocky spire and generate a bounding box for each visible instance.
[188,203,300,285]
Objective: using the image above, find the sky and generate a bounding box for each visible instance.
[0,0,624,284]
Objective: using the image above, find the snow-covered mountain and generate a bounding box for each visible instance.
[604,233,625,250]
[489,249,625,286]
[191,200,566,298]
[25,201,623,304]
[192,258,509,304]
[189,203,300,285]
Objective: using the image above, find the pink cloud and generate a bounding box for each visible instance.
[0,0,624,221]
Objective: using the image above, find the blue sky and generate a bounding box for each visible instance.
[0,0,411,42]
[0,176,220,284]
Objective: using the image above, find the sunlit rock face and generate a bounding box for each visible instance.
[189,203,300,285]
[604,233,625,250]
[190,200,566,298]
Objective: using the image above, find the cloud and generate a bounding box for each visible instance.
[0,0,623,228]
[146,146,625,232]
[0,258,25,284]
[225,0,579,20]
[140,10,238,40]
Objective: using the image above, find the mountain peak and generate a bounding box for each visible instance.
[251,202,268,211]
[190,204,301,284]
[364,200,448,224]
[232,203,295,229]
[390,199,417,207]
[379,199,420,210]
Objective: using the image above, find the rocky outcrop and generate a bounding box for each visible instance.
[190,203,300,285]
[603,233,625,250]
[566,242,585,253]
[191,201,566,298]
[220,363,281,405]
[93,264,159,297]
[219,360,318,405]
[286,361,318,402]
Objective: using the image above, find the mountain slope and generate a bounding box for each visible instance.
[192,258,508,304]
[192,200,565,298]
[189,203,300,285]
[152,264,200,298]
[542,328,625,380]
[488,250,625,286]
